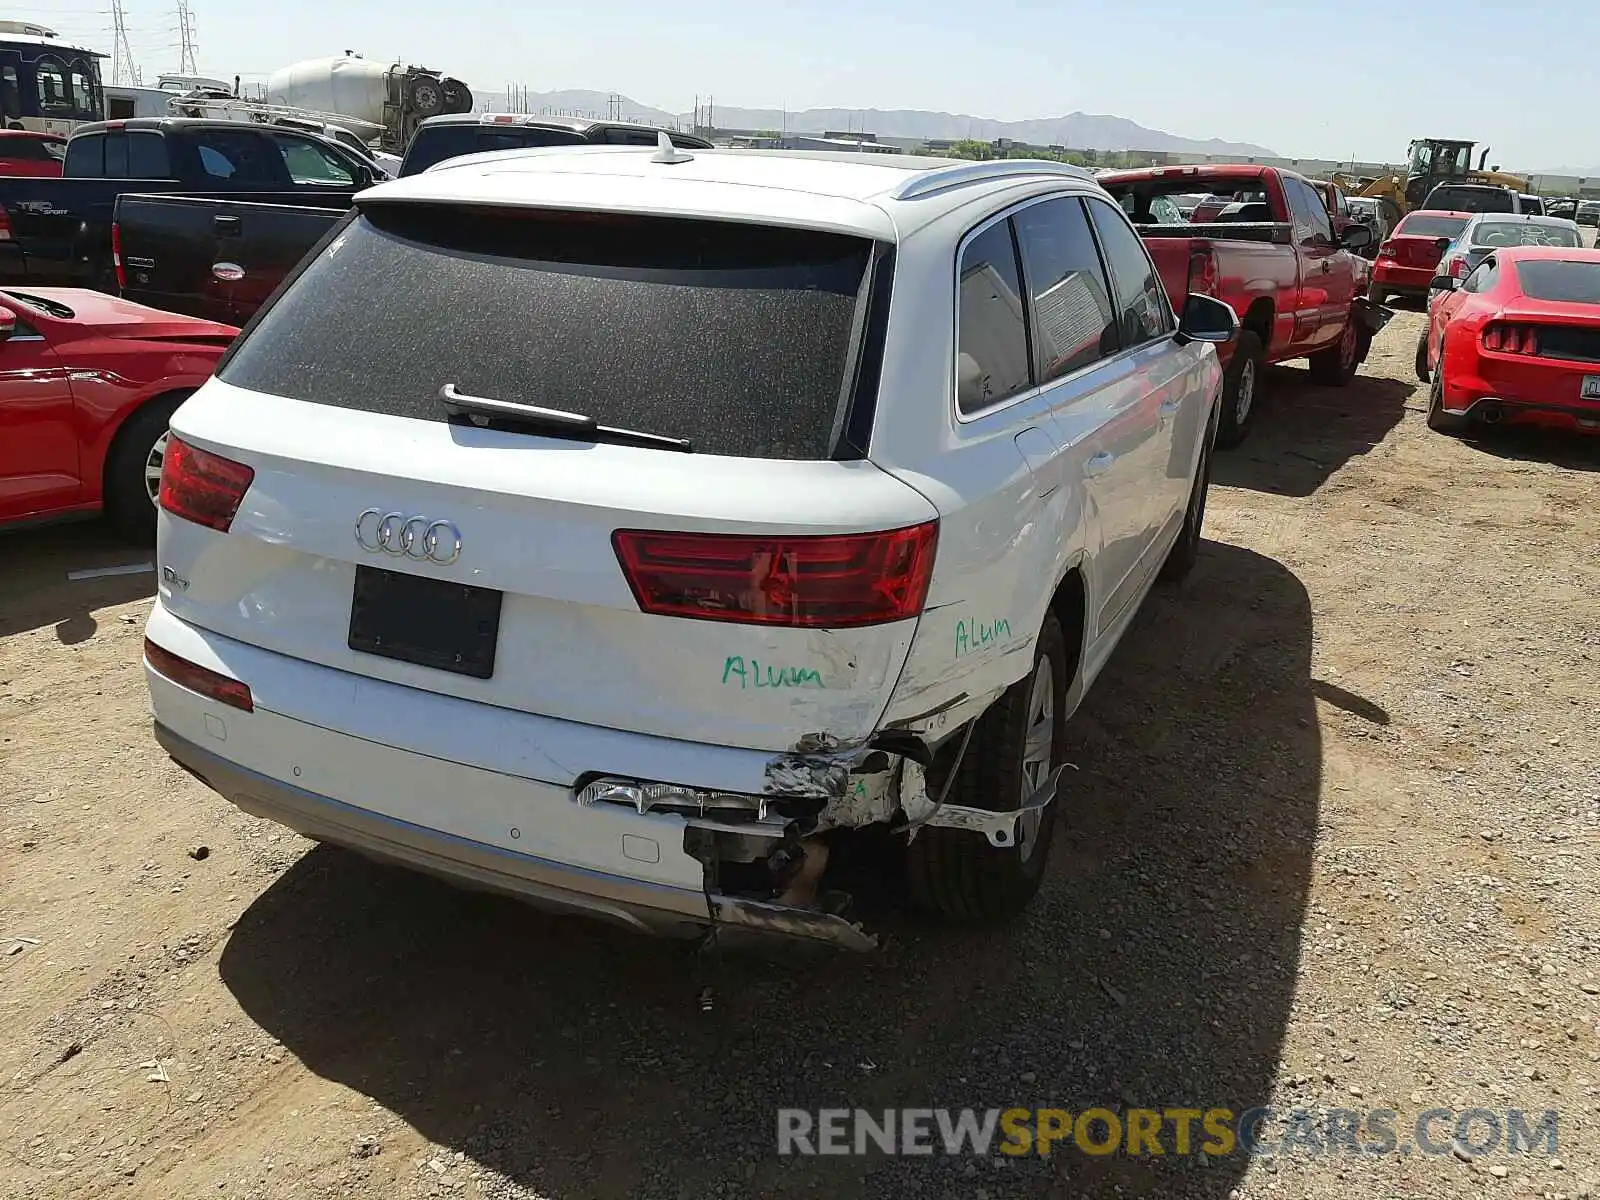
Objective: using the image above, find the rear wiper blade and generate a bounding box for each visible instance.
[437,384,692,453]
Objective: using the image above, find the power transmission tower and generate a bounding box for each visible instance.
[176,1,198,76]
[110,0,141,85]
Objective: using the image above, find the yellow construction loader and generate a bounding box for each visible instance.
[1336,139,1527,214]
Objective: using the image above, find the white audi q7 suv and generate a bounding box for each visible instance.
[143,138,1236,949]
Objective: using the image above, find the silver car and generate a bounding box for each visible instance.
[1435,213,1583,284]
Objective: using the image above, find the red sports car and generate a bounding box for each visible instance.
[1418,246,1600,436]
[0,288,237,540]
[1369,210,1472,304]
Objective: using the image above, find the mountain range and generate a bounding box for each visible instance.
[474,88,1276,156]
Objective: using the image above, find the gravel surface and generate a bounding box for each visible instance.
[2,307,1599,1200]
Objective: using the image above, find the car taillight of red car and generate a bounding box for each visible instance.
[1480,323,1542,356]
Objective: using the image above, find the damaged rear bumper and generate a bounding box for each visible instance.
[154,723,879,951]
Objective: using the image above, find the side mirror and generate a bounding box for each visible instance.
[1176,293,1239,345]
[0,305,14,342]
[1429,275,1457,292]
[1435,237,1452,253]
[1340,224,1372,251]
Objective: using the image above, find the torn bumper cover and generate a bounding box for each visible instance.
[154,722,883,951]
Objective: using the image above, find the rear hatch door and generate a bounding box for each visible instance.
[160,202,931,752]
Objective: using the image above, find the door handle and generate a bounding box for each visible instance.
[1084,451,1114,478]
[213,214,241,235]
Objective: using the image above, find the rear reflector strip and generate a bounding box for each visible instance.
[612,522,938,628]
[144,638,254,712]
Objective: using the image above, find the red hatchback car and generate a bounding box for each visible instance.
[1369,210,1472,304]
[0,288,237,540]
[1418,246,1600,435]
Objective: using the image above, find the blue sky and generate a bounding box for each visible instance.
[33,0,1600,170]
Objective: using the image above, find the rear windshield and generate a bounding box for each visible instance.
[1396,214,1468,239]
[1512,260,1600,304]
[219,205,875,459]
[1470,221,1580,249]
[399,126,585,175]
[1426,187,1514,214]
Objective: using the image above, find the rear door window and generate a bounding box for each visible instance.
[956,219,1032,413]
[219,206,876,460]
[1011,196,1116,382]
[271,133,355,185]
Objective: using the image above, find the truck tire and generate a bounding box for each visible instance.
[104,391,189,543]
[1213,330,1262,450]
[1414,326,1431,383]
[1367,281,1387,305]
[1159,408,1215,583]
[1309,317,1360,386]
[1425,338,1469,436]
[406,76,445,117]
[905,611,1067,921]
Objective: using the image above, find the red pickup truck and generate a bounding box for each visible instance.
[1099,165,1387,447]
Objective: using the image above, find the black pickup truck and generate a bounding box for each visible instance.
[0,118,380,295]
[113,114,714,324]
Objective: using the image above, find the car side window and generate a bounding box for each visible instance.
[272,133,355,185]
[190,131,283,185]
[1461,258,1495,294]
[1285,178,1334,247]
[1011,196,1118,384]
[956,219,1033,414]
[1086,197,1175,346]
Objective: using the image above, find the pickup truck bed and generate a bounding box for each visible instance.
[1099,164,1387,449]
[117,193,353,324]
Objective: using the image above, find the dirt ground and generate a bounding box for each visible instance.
[3,307,1600,1200]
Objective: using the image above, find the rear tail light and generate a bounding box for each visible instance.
[158,436,254,531]
[111,220,126,291]
[1481,323,1541,356]
[613,522,939,628]
[0,206,11,242]
[1188,247,1218,297]
[1448,255,1470,279]
[144,638,253,712]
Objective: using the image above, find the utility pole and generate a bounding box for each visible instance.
[110,0,141,85]
[176,0,199,76]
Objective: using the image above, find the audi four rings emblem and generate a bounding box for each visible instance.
[354,509,462,565]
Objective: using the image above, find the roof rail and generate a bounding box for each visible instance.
[890,158,1097,202]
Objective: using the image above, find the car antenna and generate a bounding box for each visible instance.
[650,130,694,165]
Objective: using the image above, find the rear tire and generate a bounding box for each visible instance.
[1159,413,1215,583]
[1213,330,1263,450]
[1414,327,1431,383]
[1425,340,1469,436]
[905,611,1068,921]
[1366,282,1387,305]
[1309,317,1360,386]
[104,392,188,544]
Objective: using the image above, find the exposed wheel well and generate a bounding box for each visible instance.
[101,388,194,500]
[1048,566,1087,694]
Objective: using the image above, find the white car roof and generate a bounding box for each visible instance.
[355,145,1101,242]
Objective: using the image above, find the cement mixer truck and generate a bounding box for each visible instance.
[265,54,472,156]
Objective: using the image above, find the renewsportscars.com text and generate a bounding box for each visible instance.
[777,1107,1560,1158]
